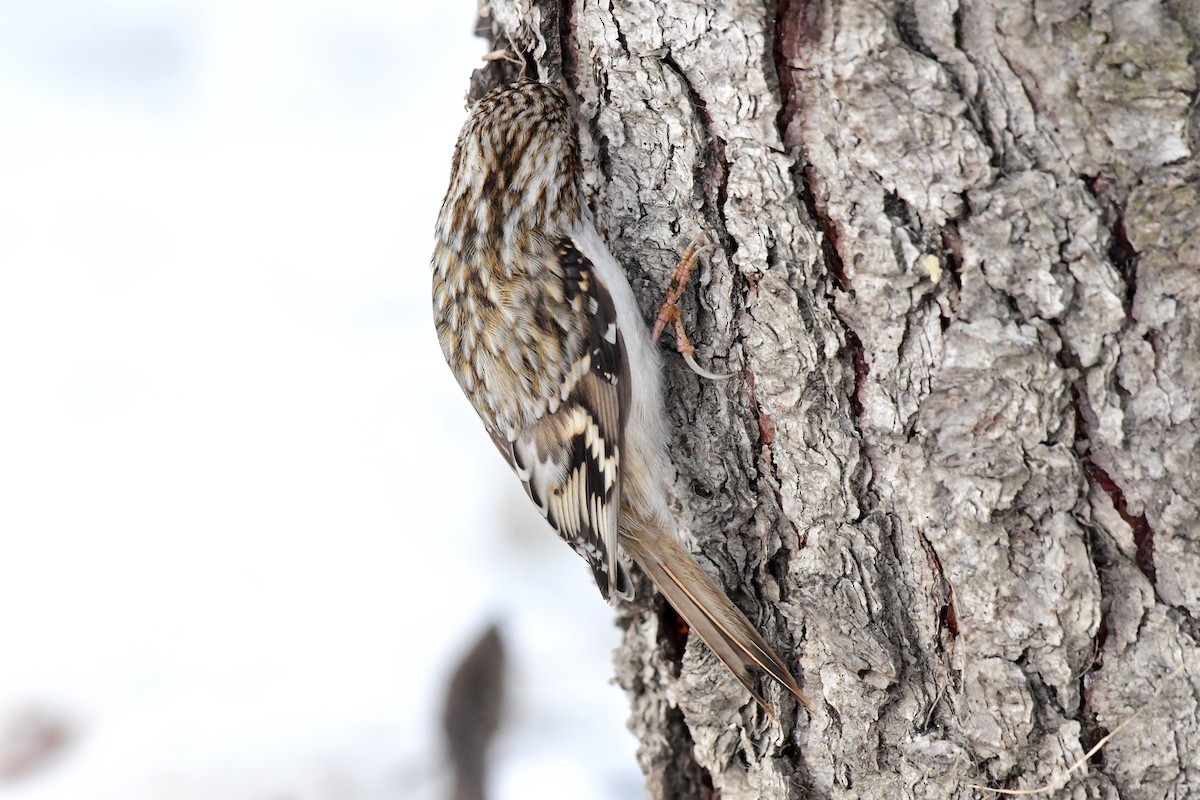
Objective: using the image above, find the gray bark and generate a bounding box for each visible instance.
[469,1,1200,797]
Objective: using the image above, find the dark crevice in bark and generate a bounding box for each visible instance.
[773,0,827,163]
[1050,167,1156,774]
[991,46,1046,174]
[771,0,797,142]
[743,369,770,452]
[938,223,965,331]
[1060,345,1123,774]
[657,597,690,677]
[1108,222,1138,314]
[609,6,629,56]
[588,122,614,225]
[580,83,614,235]
[1078,589,1110,769]
[1078,699,1111,770]
[917,526,958,642]
[744,368,804,558]
[799,166,849,292]
[1056,521,1110,771]
[1071,378,1156,585]
[775,0,868,522]
[949,11,1005,174]
[772,0,823,147]
[707,134,732,254]
[883,190,921,272]
[894,2,934,60]
[773,1,847,300]
[658,52,732,251]
[876,517,936,724]
[1082,454,1157,584]
[903,3,976,117]
[882,189,916,231]
[660,706,718,800]
[790,167,866,429]
[947,1,985,134]
[1084,174,1141,321]
[844,328,868,423]
[1069,374,1165,781]
[557,0,576,91]
[533,0,564,82]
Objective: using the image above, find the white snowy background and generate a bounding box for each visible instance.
[0,1,641,797]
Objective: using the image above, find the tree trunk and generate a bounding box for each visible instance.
[469,1,1200,797]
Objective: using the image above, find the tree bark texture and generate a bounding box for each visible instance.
[468,1,1200,797]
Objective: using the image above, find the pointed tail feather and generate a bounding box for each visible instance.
[622,528,813,713]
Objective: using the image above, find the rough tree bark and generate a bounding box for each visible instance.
[466,1,1200,797]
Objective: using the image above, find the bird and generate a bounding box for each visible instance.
[431,80,810,713]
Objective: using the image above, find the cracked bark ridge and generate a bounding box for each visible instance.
[472,0,1200,797]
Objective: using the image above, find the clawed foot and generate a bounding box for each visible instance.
[651,234,734,381]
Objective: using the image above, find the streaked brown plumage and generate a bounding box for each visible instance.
[432,80,810,713]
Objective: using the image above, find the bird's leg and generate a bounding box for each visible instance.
[651,235,734,381]
[650,235,706,345]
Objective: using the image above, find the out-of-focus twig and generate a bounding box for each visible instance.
[0,706,74,783]
[441,623,506,800]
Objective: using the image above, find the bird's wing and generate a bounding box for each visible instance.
[507,236,632,600]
